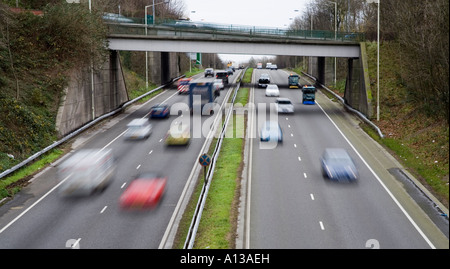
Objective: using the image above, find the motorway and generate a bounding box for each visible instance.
[0,70,242,249]
[0,67,448,250]
[245,68,449,249]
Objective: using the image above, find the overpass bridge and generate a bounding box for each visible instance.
[106,22,372,118]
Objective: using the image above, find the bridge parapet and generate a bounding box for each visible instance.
[106,21,364,42]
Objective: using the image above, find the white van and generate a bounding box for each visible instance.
[58,149,116,196]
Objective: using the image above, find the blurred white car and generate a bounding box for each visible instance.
[58,149,116,196]
[124,118,152,140]
[276,98,294,113]
[260,121,283,143]
[213,79,224,91]
[265,84,280,97]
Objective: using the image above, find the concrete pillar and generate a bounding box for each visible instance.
[55,51,128,137]
[316,57,326,87]
[161,52,170,84]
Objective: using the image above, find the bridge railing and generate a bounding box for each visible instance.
[105,18,365,42]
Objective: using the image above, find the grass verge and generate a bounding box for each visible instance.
[0,148,64,201]
[173,70,251,249]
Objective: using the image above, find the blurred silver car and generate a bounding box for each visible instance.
[58,149,116,196]
[320,148,358,181]
[102,13,133,23]
[124,118,152,140]
[265,84,280,97]
[260,121,283,142]
[213,79,224,91]
[276,98,294,113]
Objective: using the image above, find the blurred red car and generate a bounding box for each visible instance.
[119,172,167,209]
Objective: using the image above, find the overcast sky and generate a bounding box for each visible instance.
[181,0,312,64]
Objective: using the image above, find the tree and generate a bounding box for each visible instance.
[0,3,19,99]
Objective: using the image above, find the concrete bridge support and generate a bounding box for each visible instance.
[307,43,373,118]
[344,43,373,118]
[148,51,187,85]
[55,50,129,137]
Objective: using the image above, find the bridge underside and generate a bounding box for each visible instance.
[107,35,372,118]
[108,35,360,58]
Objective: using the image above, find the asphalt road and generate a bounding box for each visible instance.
[246,68,448,249]
[0,70,242,249]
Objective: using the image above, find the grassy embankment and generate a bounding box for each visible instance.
[363,41,448,206]
[173,68,252,249]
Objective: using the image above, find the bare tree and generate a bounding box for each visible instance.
[0,3,20,99]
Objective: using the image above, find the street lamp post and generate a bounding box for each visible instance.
[88,0,95,119]
[328,1,337,87]
[145,1,169,89]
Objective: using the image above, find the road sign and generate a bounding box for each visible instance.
[199,154,211,167]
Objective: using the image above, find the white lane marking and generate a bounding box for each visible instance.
[303,173,307,178]
[310,194,315,201]
[159,138,163,142]
[290,133,293,137]
[148,150,153,155]
[288,124,291,128]
[100,206,108,214]
[316,102,436,249]
[298,156,301,162]
[121,182,127,189]
[319,221,325,230]
[244,76,256,250]
[294,144,297,148]
[100,130,127,152]
[0,173,72,235]
[136,164,141,170]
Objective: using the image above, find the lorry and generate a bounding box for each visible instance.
[189,78,220,114]
[301,85,316,104]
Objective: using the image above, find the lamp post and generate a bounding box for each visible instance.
[145,1,169,89]
[367,0,380,121]
[328,1,337,87]
[88,0,95,119]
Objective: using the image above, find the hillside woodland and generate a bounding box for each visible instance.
[0,2,108,171]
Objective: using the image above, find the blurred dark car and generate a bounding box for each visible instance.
[258,73,270,88]
[320,148,358,181]
[204,68,214,77]
[119,172,167,209]
[150,104,170,119]
[216,71,229,84]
